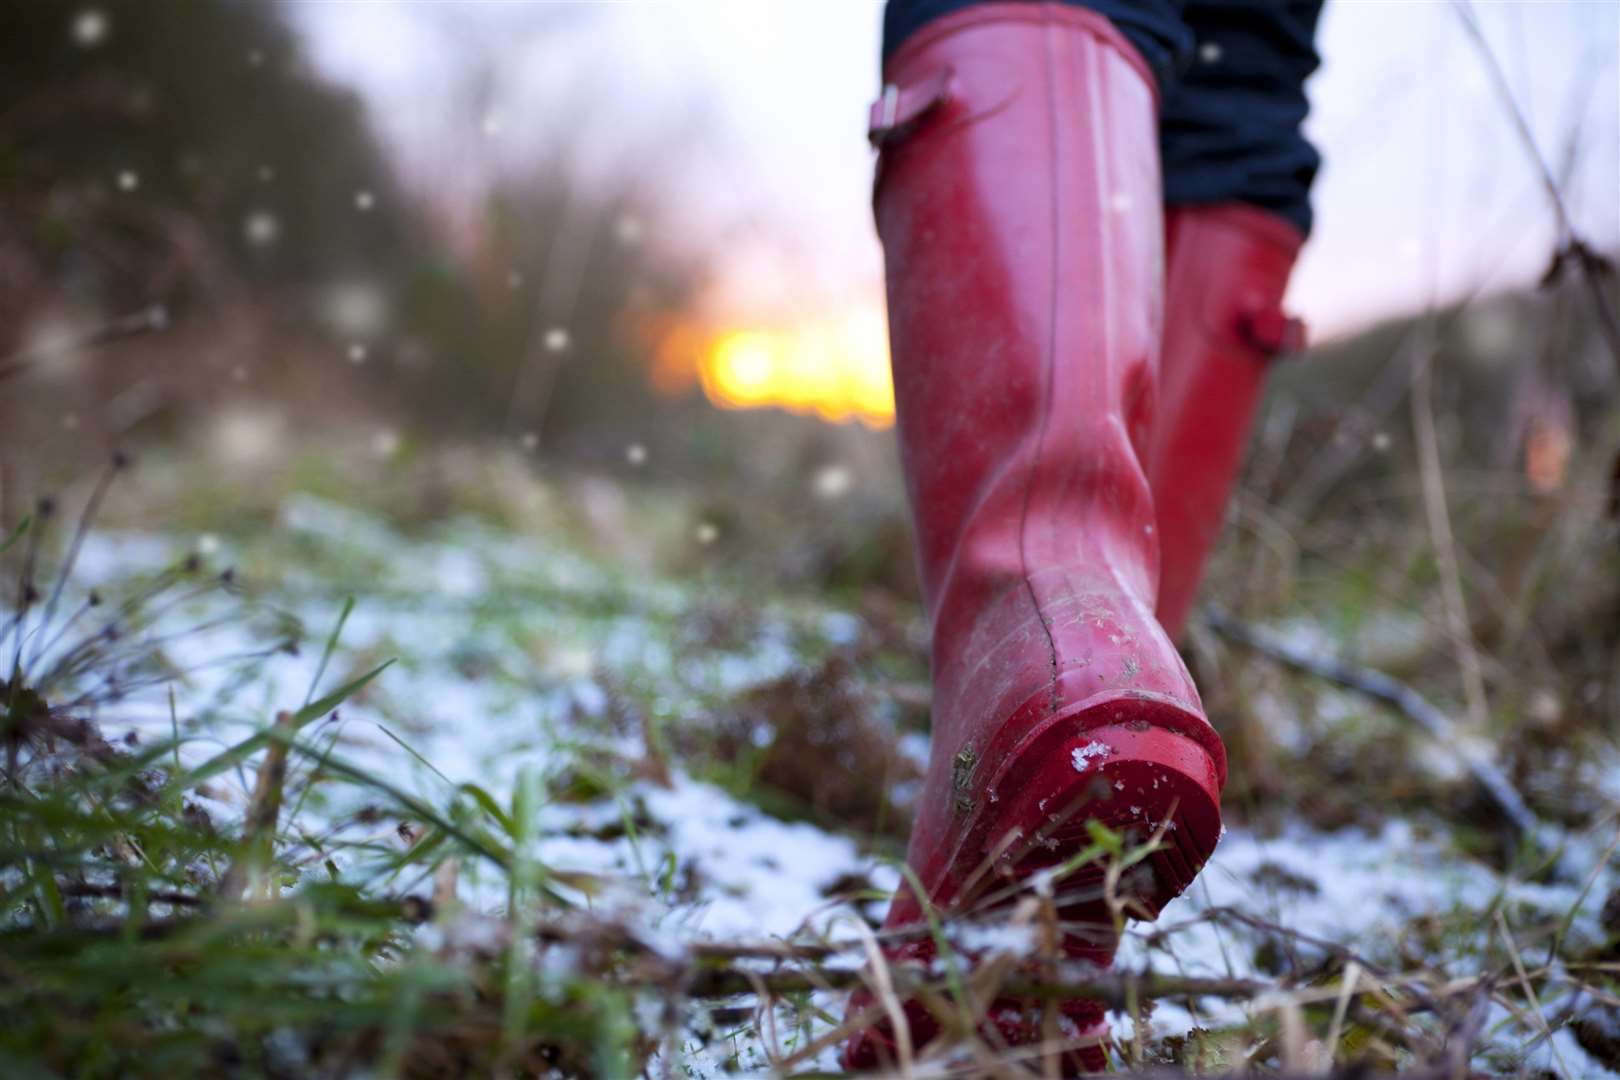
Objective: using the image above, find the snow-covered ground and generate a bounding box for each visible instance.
[57,494,1619,1076]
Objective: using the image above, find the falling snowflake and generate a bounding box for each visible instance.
[812,464,851,499]
[615,215,643,245]
[323,281,387,338]
[520,432,539,452]
[195,534,222,557]
[346,344,368,365]
[625,443,647,466]
[211,405,282,466]
[72,9,108,48]
[1372,431,1392,452]
[1198,41,1223,64]
[24,313,90,381]
[243,211,280,247]
[116,170,139,192]
[257,165,275,183]
[247,48,266,68]
[372,429,401,458]
[695,522,719,545]
[481,111,504,137]
[506,271,525,290]
[1109,191,1132,214]
[62,413,81,432]
[353,190,375,212]
[543,327,570,352]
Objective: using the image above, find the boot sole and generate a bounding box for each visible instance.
[944,688,1222,926]
[842,694,1221,1071]
[843,692,1217,1073]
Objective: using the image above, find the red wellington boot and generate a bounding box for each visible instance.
[845,5,1226,1072]
[1151,204,1306,641]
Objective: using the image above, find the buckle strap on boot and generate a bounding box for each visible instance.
[868,67,953,147]
[1239,305,1308,357]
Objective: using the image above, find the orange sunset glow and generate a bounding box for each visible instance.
[655,306,896,427]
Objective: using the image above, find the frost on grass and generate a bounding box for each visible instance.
[18,478,1618,1077]
[1118,820,1616,1075]
[68,499,890,944]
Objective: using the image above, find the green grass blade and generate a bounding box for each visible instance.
[182,660,394,787]
[303,596,355,708]
[0,514,30,556]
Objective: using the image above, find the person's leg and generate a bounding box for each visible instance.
[1150,0,1325,639]
[848,3,1226,1071]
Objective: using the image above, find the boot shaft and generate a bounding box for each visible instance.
[1152,202,1305,640]
[874,3,1166,625]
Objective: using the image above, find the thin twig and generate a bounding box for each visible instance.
[1411,343,1493,738]
[216,711,296,899]
[0,305,168,382]
[1495,909,1570,1078]
[851,917,914,1076]
[1204,605,1541,838]
[681,965,1269,1006]
[1450,0,1620,373]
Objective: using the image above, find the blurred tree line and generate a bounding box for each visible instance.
[0,0,705,466]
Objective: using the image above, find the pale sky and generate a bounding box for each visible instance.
[291,0,1619,342]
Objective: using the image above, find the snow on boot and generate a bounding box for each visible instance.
[845,5,1225,1072]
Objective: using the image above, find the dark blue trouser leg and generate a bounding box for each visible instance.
[883,0,1193,88]
[1161,0,1324,234]
[881,0,1325,235]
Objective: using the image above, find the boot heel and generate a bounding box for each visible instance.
[956,696,1223,920]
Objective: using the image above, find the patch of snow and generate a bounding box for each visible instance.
[64,510,1620,1077]
[640,775,870,938]
[894,731,933,773]
[1071,740,1111,772]
[1120,819,1594,1039]
[953,921,1036,957]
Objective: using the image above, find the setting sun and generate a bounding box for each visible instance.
[698,308,894,427]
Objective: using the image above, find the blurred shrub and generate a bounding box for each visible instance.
[0,0,412,323]
[0,0,709,465]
